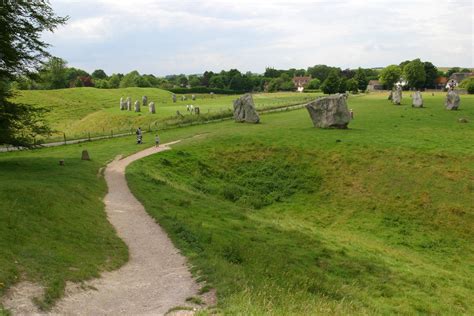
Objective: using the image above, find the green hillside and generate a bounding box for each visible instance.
[11,88,318,141]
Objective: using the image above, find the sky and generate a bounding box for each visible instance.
[42,0,473,76]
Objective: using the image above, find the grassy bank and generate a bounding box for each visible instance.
[11,88,318,140]
[127,92,474,314]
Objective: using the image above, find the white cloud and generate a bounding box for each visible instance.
[44,0,473,74]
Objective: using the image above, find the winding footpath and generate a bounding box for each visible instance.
[50,141,199,315]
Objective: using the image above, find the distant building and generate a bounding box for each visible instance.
[292,76,311,91]
[435,76,448,89]
[366,80,383,91]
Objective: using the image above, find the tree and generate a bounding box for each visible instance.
[120,71,141,88]
[460,68,471,73]
[91,69,107,79]
[423,62,438,89]
[321,70,340,94]
[446,67,460,78]
[379,65,402,90]
[0,2,67,146]
[108,74,121,88]
[354,67,368,91]
[307,65,340,81]
[346,78,359,94]
[188,76,201,87]
[403,59,426,89]
[38,57,68,89]
[209,75,225,89]
[306,78,321,89]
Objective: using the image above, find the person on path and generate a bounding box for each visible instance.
[136,127,142,144]
[155,135,160,147]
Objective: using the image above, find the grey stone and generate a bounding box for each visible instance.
[233,94,260,123]
[192,94,196,100]
[126,97,132,111]
[305,94,351,129]
[134,100,140,112]
[142,96,148,106]
[392,86,402,105]
[120,97,125,110]
[445,90,460,110]
[81,150,90,160]
[458,117,468,123]
[172,94,177,103]
[149,102,156,114]
[412,91,423,107]
[181,95,187,101]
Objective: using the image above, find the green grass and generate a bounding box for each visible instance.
[1,91,472,314]
[11,88,318,141]
[126,92,474,315]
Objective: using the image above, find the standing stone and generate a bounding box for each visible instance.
[392,86,402,105]
[120,97,125,110]
[181,95,187,101]
[233,93,260,123]
[172,94,177,103]
[412,91,423,108]
[134,100,140,112]
[126,97,132,111]
[81,150,90,160]
[149,101,156,114]
[142,95,148,106]
[445,90,460,110]
[192,94,196,101]
[305,94,351,129]
[210,92,214,98]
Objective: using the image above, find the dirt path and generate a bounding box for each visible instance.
[49,141,199,315]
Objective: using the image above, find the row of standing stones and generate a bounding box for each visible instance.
[388,86,461,110]
[233,89,466,130]
[119,94,200,114]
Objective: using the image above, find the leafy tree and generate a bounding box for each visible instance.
[341,68,355,79]
[94,79,109,89]
[39,57,68,89]
[264,67,283,78]
[346,78,359,94]
[354,67,368,91]
[379,65,402,89]
[306,78,321,89]
[307,65,340,81]
[399,60,411,71]
[200,71,214,87]
[446,67,460,78]
[108,74,121,88]
[65,67,89,87]
[209,75,225,89]
[403,59,426,89]
[423,62,438,89]
[188,76,201,87]
[338,78,347,93]
[0,1,67,146]
[91,69,107,79]
[321,70,340,94]
[120,71,141,88]
[460,68,471,73]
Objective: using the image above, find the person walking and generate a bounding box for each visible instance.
[155,134,160,147]
[136,127,142,144]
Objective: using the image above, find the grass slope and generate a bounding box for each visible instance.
[126,92,474,314]
[11,88,318,140]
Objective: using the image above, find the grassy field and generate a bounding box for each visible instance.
[1,91,473,314]
[11,88,318,141]
[126,92,474,314]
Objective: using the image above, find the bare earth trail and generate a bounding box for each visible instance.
[49,141,199,315]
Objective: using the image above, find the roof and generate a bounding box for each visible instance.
[449,72,474,82]
[435,76,448,84]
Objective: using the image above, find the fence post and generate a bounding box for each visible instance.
[88,132,91,141]
[63,133,66,145]
[111,130,113,138]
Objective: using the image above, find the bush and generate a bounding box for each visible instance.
[168,86,245,95]
[467,81,474,94]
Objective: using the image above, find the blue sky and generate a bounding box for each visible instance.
[43,0,473,76]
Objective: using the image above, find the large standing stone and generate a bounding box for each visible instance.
[192,94,196,101]
[172,94,177,103]
[233,94,260,123]
[142,95,148,106]
[412,91,423,108]
[120,97,125,110]
[445,90,460,110]
[126,97,132,111]
[134,100,140,112]
[392,86,402,105]
[305,94,351,129]
[149,101,156,114]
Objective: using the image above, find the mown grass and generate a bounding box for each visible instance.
[127,92,474,314]
[11,88,318,140]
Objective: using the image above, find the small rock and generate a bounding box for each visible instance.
[81,150,90,160]
[458,118,469,123]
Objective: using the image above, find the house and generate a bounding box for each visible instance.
[366,80,384,91]
[292,76,311,90]
[435,76,448,89]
